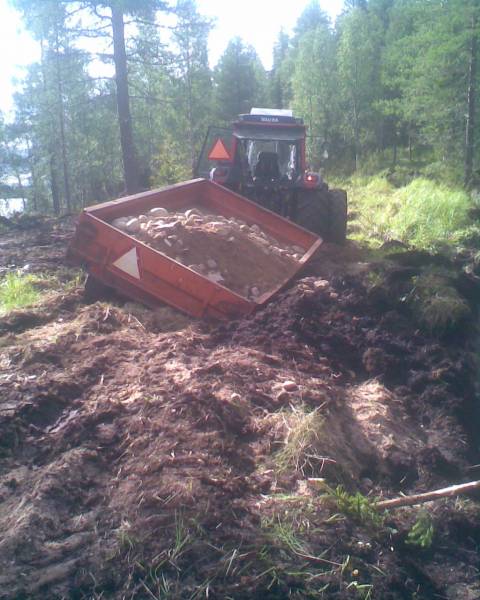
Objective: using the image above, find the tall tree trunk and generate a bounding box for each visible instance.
[111,4,140,194]
[55,29,72,212]
[40,38,61,214]
[465,11,477,187]
[50,155,61,215]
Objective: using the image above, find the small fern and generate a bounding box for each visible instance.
[406,511,434,549]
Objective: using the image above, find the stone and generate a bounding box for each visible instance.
[207,258,217,269]
[126,218,140,233]
[111,217,128,230]
[150,207,169,216]
[283,380,298,392]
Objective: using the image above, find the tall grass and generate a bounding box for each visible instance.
[344,176,474,251]
[0,272,41,314]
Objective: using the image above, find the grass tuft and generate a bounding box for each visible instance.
[0,272,42,314]
[275,405,326,476]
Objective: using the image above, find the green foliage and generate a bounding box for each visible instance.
[346,176,474,250]
[0,272,42,313]
[213,38,267,123]
[328,485,385,529]
[406,511,434,549]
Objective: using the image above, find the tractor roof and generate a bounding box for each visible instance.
[236,108,304,126]
[233,108,305,141]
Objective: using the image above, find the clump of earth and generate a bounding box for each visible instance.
[110,207,305,300]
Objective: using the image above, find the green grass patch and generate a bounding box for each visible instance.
[0,272,43,314]
[341,176,474,251]
[0,269,84,316]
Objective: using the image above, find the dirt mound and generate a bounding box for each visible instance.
[0,224,479,599]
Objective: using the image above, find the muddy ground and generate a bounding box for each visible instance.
[0,217,479,599]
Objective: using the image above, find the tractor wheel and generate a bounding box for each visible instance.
[294,190,330,239]
[328,189,348,244]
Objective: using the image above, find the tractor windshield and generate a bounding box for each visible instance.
[237,138,299,181]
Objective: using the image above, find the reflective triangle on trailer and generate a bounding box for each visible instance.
[112,247,140,279]
[208,138,231,161]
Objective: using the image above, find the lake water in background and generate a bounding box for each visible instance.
[0,198,23,217]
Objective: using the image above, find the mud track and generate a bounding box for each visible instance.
[0,218,479,599]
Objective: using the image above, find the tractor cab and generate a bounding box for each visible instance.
[196,108,347,243]
[196,108,314,193]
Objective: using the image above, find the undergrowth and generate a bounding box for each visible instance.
[0,272,43,314]
[339,176,476,252]
[326,485,385,529]
[0,270,83,315]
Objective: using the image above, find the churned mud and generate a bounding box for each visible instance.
[0,217,479,599]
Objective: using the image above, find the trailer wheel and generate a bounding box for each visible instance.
[328,189,348,245]
[84,274,113,303]
[294,191,330,239]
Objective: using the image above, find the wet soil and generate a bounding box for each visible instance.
[0,218,479,599]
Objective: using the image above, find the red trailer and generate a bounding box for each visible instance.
[68,178,322,320]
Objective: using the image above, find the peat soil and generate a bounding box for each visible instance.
[0,218,479,599]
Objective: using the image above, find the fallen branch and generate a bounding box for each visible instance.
[375,480,480,510]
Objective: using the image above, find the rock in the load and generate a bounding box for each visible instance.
[292,245,304,254]
[251,286,260,297]
[185,209,201,219]
[293,253,302,260]
[207,271,224,283]
[126,218,140,233]
[207,258,217,269]
[138,215,148,223]
[112,217,128,230]
[250,224,261,234]
[150,207,169,216]
[283,380,298,392]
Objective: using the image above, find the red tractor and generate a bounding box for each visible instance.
[196,108,347,243]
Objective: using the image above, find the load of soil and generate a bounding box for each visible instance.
[111,207,302,300]
[0,219,479,599]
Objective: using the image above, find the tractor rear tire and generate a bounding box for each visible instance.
[294,191,330,240]
[328,189,348,245]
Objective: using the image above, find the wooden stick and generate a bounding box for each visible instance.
[375,480,480,510]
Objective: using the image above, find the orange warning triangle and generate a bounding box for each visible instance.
[208,138,231,161]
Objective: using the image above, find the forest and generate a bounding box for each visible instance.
[0,0,478,215]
